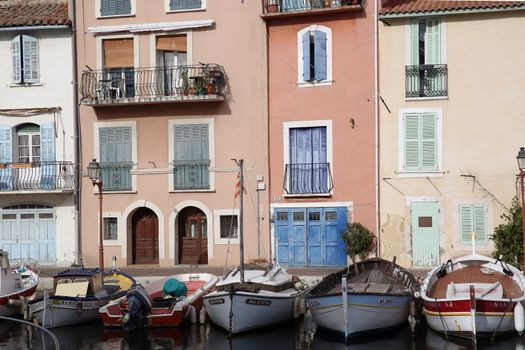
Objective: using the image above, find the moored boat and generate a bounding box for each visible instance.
[99,273,218,331]
[0,249,39,316]
[28,267,136,328]
[306,257,419,341]
[421,254,525,341]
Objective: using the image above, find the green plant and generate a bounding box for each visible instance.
[180,70,189,95]
[491,196,523,269]
[341,222,375,264]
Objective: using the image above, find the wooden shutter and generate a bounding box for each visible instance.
[425,18,441,65]
[174,124,208,161]
[473,204,487,242]
[156,35,187,52]
[404,114,420,170]
[101,0,131,16]
[313,30,327,81]
[22,36,39,83]
[421,113,437,170]
[103,39,134,69]
[460,204,487,243]
[410,20,419,65]
[99,127,132,162]
[302,31,311,82]
[0,125,13,163]
[170,0,202,10]
[39,123,55,162]
[460,205,473,243]
[11,36,21,83]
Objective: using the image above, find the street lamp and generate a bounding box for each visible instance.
[516,147,525,272]
[87,159,104,271]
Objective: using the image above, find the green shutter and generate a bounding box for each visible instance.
[424,18,441,65]
[99,127,132,191]
[460,205,473,243]
[410,20,419,66]
[473,204,487,242]
[404,113,437,171]
[420,113,437,171]
[460,204,487,244]
[173,124,209,189]
[404,114,420,170]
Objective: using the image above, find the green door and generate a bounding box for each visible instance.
[411,201,439,267]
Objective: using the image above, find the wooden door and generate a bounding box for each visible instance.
[411,201,439,267]
[133,211,159,264]
[180,213,207,264]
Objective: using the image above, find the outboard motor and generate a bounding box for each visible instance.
[122,285,152,332]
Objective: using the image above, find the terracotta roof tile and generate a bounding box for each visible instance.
[380,0,525,16]
[0,0,70,28]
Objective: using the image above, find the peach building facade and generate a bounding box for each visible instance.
[76,0,268,267]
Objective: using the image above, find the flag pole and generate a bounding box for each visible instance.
[238,159,245,284]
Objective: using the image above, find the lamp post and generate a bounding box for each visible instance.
[87,159,104,271]
[516,147,525,272]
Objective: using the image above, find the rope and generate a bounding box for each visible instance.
[491,298,512,341]
[0,315,60,350]
[434,299,449,339]
[228,285,234,338]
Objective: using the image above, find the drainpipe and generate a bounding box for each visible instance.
[71,0,82,265]
[374,0,381,257]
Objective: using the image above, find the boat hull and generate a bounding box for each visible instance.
[203,291,302,334]
[306,293,412,339]
[423,299,517,338]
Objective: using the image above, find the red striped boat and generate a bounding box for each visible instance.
[421,254,525,342]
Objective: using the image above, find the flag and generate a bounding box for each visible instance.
[234,173,241,198]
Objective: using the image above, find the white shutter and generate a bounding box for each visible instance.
[11,36,21,83]
[22,35,39,84]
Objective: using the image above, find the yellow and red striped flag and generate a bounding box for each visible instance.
[234,172,245,198]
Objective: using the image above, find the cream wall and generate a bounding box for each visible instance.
[379,12,525,267]
[77,1,268,267]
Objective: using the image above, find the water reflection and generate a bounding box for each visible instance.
[1,315,525,350]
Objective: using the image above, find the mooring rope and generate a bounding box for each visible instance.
[434,299,449,339]
[491,298,512,341]
[0,315,60,350]
[228,285,234,338]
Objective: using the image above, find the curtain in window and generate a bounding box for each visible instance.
[290,127,327,194]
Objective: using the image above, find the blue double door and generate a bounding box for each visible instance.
[275,207,347,267]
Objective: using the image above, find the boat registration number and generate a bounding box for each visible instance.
[208,298,225,305]
[246,299,271,306]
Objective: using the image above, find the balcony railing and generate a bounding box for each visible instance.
[283,162,333,195]
[81,64,226,106]
[172,159,211,190]
[100,162,134,191]
[405,64,448,98]
[0,161,75,192]
[262,0,360,14]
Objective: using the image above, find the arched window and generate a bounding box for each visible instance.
[11,35,40,84]
[16,123,40,163]
[297,25,332,85]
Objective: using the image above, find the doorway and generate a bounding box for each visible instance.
[132,207,159,264]
[178,207,207,264]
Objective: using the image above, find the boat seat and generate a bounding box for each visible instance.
[103,284,120,295]
[348,283,392,294]
[151,296,177,308]
[446,282,503,300]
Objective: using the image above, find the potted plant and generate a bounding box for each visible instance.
[341,222,375,273]
[180,70,189,96]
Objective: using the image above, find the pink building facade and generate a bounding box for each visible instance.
[263,2,376,267]
[76,1,268,267]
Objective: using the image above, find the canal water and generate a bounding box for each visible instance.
[1,314,525,350]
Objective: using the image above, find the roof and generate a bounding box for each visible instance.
[0,0,70,28]
[380,0,525,17]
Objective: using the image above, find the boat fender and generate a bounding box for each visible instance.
[294,281,304,291]
[413,291,421,299]
[514,301,525,335]
[199,306,207,324]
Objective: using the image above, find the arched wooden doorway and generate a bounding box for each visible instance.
[132,207,159,264]
[178,207,207,264]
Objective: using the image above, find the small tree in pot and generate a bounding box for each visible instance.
[341,222,375,271]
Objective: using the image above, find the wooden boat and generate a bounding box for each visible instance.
[28,267,136,328]
[203,265,308,334]
[0,249,39,316]
[99,273,218,331]
[421,253,525,341]
[306,257,419,340]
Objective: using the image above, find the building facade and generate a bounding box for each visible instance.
[263,1,376,267]
[0,0,76,266]
[378,1,525,267]
[76,0,268,267]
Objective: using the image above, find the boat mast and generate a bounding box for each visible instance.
[238,159,245,284]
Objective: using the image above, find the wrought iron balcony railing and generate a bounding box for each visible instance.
[172,159,211,190]
[283,162,333,195]
[81,64,226,106]
[262,0,360,14]
[405,64,448,98]
[0,161,75,192]
[100,162,134,191]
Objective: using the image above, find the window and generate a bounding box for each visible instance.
[99,127,133,191]
[104,217,118,240]
[410,18,442,66]
[219,215,238,239]
[402,112,439,172]
[277,212,288,221]
[100,0,132,16]
[12,35,39,84]
[459,204,488,244]
[173,124,210,190]
[102,38,135,98]
[169,0,204,11]
[16,124,40,163]
[156,35,187,96]
[297,25,332,84]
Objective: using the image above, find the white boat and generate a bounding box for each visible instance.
[203,265,307,334]
[421,254,525,342]
[306,258,419,341]
[0,249,39,316]
[28,267,136,328]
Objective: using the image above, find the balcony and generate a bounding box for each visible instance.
[0,161,75,192]
[172,160,211,191]
[261,0,362,19]
[81,64,226,107]
[100,162,134,191]
[283,163,333,195]
[405,64,448,99]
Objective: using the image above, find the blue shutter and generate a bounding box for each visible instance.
[302,31,311,82]
[99,127,132,191]
[314,30,327,81]
[11,36,21,84]
[174,124,209,189]
[312,127,327,193]
[0,125,13,190]
[170,0,202,10]
[101,0,131,16]
[40,123,55,189]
